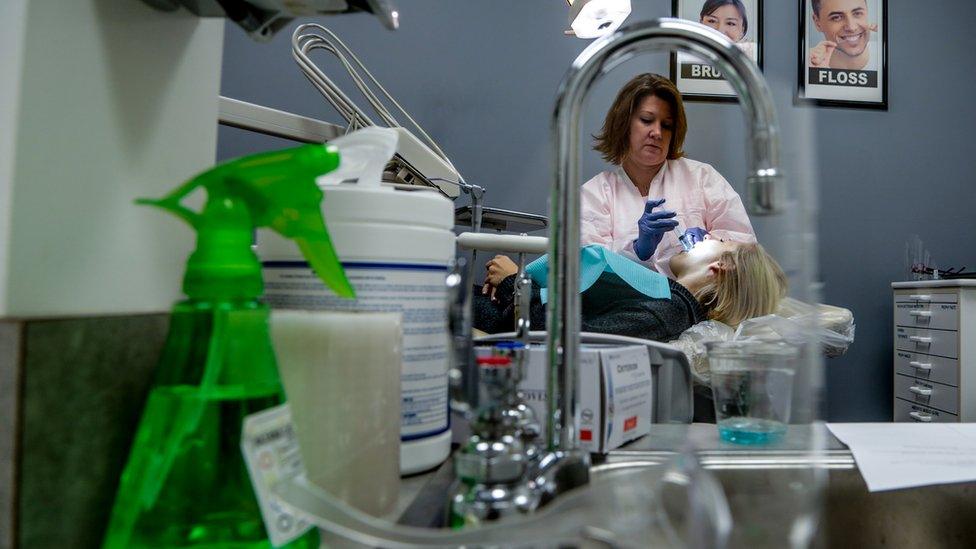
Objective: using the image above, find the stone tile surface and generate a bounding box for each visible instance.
[18,314,168,548]
[0,322,23,549]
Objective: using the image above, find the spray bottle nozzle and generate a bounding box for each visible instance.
[140,144,355,300]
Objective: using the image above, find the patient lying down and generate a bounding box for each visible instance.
[474,238,787,342]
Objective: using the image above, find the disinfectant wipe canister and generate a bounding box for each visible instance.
[259,128,455,475]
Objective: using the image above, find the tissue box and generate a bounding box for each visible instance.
[517,344,653,453]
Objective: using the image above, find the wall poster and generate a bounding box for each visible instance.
[797,0,888,109]
[671,0,763,102]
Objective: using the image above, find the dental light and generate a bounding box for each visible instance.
[567,0,632,39]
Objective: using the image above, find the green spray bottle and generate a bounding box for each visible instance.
[103,144,354,548]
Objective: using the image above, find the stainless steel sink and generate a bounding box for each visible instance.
[596,425,976,548]
[279,424,976,547]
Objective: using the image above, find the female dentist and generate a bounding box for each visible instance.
[580,72,756,277]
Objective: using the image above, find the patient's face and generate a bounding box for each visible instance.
[669,237,740,278]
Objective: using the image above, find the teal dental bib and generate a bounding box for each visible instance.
[525,244,671,304]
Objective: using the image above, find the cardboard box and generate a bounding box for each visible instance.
[517,344,653,453]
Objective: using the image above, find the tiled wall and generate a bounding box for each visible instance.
[0,322,21,549]
[1,315,168,548]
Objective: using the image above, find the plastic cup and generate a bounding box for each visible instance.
[270,310,403,516]
[706,341,799,445]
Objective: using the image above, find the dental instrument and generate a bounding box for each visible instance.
[673,221,694,252]
[291,24,467,200]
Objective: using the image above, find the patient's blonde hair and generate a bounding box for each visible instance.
[693,243,787,327]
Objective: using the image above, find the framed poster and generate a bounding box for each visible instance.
[671,0,763,102]
[797,0,887,109]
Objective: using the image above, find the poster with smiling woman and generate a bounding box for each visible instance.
[798,0,888,108]
[671,0,763,102]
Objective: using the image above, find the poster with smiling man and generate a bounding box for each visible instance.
[799,0,887,108]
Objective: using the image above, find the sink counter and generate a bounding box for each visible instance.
[602,424,976,547]
[382,423,976,547]
[605,423,853,468]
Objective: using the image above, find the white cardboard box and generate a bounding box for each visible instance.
[517,344,653,453]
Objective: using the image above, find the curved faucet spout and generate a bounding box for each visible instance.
[546,18,782,453]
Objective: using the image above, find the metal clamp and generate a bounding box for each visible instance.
[909,385,933,397]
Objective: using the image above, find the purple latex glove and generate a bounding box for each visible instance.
[633,198,678,261]
[683,227,709,247]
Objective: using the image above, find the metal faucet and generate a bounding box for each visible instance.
[448,18,784,522]
[545,17,782,460]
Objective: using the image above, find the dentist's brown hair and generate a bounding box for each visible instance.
[593,73,687,165]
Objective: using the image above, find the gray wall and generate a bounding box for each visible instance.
[219,1,976,421]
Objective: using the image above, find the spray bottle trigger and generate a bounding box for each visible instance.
[295,237,355,299]
[135,197,202,229]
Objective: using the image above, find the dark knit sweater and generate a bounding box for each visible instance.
[473,271,707,343]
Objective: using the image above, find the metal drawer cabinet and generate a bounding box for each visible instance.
[894,374,958,415]
[894,398,959,423]
[892,281,976,422]
[894,301,959,331]
[894,326,958,359]
[894,350,958,386]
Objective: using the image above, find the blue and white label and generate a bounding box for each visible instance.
[263,261,450,439]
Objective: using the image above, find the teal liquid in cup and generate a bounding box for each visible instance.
[707,341,798,446]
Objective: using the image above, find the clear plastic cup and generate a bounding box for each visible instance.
[706,341,799,445]
[271,310,403,516]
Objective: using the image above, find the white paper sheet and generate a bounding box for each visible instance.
[826,423,976,492]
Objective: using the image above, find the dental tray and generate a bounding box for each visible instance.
[454,206,549,233]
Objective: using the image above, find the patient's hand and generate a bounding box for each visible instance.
[482,255,519,300]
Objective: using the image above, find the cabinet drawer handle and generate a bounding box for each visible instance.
[909,294,932,301]
[909,336,932,344]
[909,385,933,396]
[909,361,933,370]
[909,411,933,422]
[909,310,932,318]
